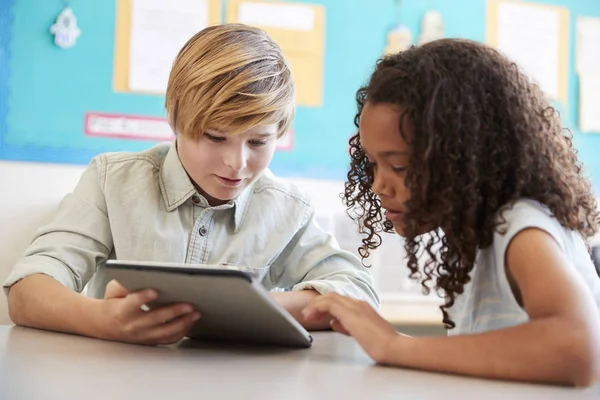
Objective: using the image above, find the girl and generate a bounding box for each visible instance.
[303,38,600,387]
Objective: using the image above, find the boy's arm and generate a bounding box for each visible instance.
[5,157,199,344]
[9,274,200,344]
[4,156,113,331]
[270,208,380,329]
[8,274,105,336]
[270,289,325,329]
[303,228,600,387]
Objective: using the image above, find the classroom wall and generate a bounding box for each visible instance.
[5,0,597,182]
[2,0,600,179]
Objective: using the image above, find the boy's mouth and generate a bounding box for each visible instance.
[216,175,243,186]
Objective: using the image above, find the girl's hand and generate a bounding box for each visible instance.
[302,293,400,363]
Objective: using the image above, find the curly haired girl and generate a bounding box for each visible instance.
[303,38,600,387]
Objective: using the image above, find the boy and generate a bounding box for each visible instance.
[4,24,378,345]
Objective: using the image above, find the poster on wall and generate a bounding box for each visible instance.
[486,0,569,104]
[576,17,600,134]
[226,0,326,107]
[579,75,600,134]
[128,0,209,93]
[576,16,600,75]
[113,0,222,94]
[84,112,174,142]
[84,112,294,151]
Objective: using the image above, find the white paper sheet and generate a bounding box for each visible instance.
[580,74,600,133]
[85,113,174,141]
[576,17,600,75]
[129,0,209,93]
[496,2,560,99]
[237,1,314,31]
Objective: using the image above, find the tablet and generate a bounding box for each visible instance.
[103,260,313,348]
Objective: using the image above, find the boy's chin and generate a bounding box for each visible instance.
[208,186,244,201]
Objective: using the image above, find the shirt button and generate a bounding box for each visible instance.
[192,195,200,204]
[199,226,207,236]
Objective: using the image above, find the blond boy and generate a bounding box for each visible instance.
[4,24,378,345]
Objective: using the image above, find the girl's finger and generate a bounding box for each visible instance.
[330,318,351,335]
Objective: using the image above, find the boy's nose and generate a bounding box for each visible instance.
[223,147,247,171]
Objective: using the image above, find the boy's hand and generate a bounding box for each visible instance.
[96,280,200,345]
[302,293,399,363]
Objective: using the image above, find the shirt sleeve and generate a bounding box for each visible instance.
[494,200,567,258]
[270,206,380,309]
[3,155,114,294]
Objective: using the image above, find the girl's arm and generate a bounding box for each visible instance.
[302,228,600,387]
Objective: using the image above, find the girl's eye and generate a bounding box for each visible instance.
[365,162,376,173]
[392,166,407,173]
[249,140,267,147]
[206,133,226,143]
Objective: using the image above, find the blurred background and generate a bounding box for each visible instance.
[1,0,599,334]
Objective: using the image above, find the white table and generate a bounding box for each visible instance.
[0,325,598,400]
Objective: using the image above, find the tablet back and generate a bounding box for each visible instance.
[104,261,313,348]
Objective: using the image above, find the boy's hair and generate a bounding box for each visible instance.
[165,23,294,138]
[344,38,599,328]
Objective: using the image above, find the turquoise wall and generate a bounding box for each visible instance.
[1,0,599,184]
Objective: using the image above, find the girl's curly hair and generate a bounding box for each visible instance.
[344,38,599,329]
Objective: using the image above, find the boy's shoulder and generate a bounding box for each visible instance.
[98,142,171,170]
[251,169,313,209]
[88,143,171,187]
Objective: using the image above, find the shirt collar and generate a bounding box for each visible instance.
[159,140,253,232]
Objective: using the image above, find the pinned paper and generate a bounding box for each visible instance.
[227,0,325,107]
[486,0,569,104]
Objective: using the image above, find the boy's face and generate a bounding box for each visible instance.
[177,124,279,206]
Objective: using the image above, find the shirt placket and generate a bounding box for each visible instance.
[186,196,215,264]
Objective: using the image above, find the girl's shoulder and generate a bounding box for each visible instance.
[493,198,567,250]
[489,199,597,292]
[496,198,555,224]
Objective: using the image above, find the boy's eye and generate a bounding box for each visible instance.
[206,133,226,143]
[249,140,267,147]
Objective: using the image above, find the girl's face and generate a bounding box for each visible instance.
[359,101,412,236]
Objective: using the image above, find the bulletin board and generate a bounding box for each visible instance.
[0,0,347,179]
[485,0,570,105]
[4,0,600,186]
[0,0,171,165]
[225,0,326,107]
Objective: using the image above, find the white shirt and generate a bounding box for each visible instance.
[449,199,600,335]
